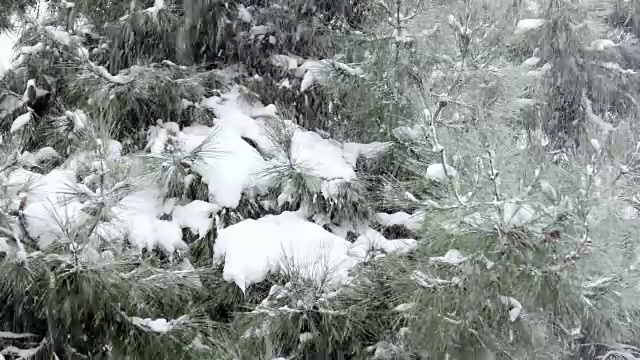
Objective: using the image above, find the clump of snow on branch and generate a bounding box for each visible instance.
[213,211,359,292]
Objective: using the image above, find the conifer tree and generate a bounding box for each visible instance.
[2,0,640,359]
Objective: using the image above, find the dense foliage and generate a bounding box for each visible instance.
[1,0,640,359]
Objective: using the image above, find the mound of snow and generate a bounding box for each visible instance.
[23,199,86,248]
[172,200,220,238]
[349,227,417,261]
[214,212,359,292]
[343,141,392,166]
[92,190,188,254]
[426,163,458,182]
[173,87,393,205]
[514,19,545,35]
[10,112,32,133]
[503,202,535,227]
[375,211,424,231]
[178,126,270,208]
[290,130,356,180]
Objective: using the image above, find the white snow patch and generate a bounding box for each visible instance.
[290,130,356,181]
[43,26,75,46]
[392,124,424,142]
[426,163,458,182]
[296,60,328,91]
[590,39,616,51]
[107,140,122,160]
[250,25,270,37]
[514,19,546,35]
[270,54,298,70]
[342,142,392,166]
[375,211,424,231]
[349,227,417,261]
[214,212,359,292]
[0,30,17,78]
[10,112,32,133]
[129,315,188,333]
[34,147,60,162]
[172,200,220,238]
[430,249,466,265]
[503,202,535,227]
[621,205,639,220]
[521,56,540,68]
[63,109,88,131]
[178,126,269,208]
[237,5,253,23]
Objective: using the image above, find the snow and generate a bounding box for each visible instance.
[521,56,540,68]
[34,147,60,162]
[107,140,122,160]
[296,60,328,91]
[43,26,75,46]
[23,199,86,248]
[430,249,466,265]
[342,141,392,165]
[290,130,356,181]
[426,163,458,182]
[270,54,298,70]
[66,109,87,130]
[172,200,220,238]
[393,303,415,312]
[147,126,169,154]
[129,315,188,333]
[348,227,417,261]
[238,5,253,23]
[375,211,424,230]
[179,126,270,208]
[87,61,131,84]
[514,19,546,35]
[100,191,188,254]
[24,169,76,205]
[621,205,639,220]
[23,181,188,255]
[498,295,523,322]
[503,202,535,227]
[392,124,423,142]
[187,87,385,205]
[590,39,616,51]
[250,25,270,37]
[0,30,17,78]
[539,180,558,202]
[0,94,23,119]
[176,113,383,207]
[214,211,359,292]
[516,98,536,107]
[527,62,552,77]
[132,218,186,254]
[19,169,87,247]
[21,42,45,55]
[10,112,32,133]
[200,86,279,148]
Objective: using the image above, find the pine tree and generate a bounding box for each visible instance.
[2,0,640,359]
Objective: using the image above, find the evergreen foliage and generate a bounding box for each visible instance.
[1,0,640,359]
